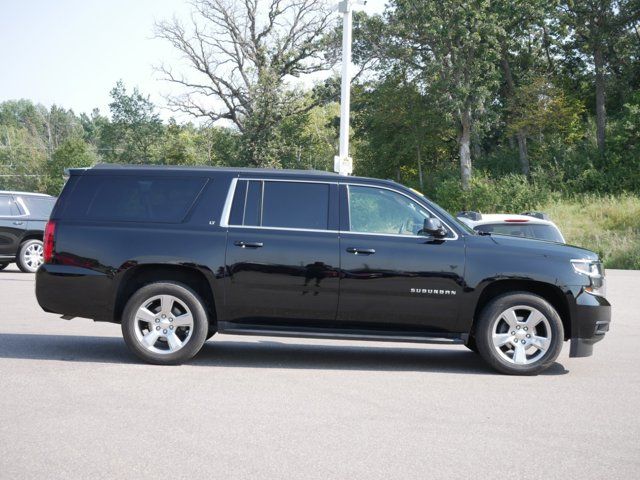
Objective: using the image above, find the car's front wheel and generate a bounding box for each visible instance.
[121,282,209,365]
[475,292,564,375]
[17,239,44,273]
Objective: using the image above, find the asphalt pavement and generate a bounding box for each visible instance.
[0,264,638,479]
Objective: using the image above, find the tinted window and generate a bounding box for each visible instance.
[229,180,248,226]
[349,186,431,235]
[244,181,262,226]
[20,196,56,218]
[229,180,263,226]
[64,175,206,223]
[474,223,564,243]
[0,195,18,216]
[261,181,329,230]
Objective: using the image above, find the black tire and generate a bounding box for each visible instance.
[0,263,8,271]
[17,239,44,273]
[475,292,564,375]
[121,282,209,365]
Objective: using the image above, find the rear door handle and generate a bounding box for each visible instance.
[346,247,376,255]
[234,241,264,249]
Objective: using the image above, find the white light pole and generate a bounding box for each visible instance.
[333,0,363,176]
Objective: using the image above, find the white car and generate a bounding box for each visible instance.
[456,211,565,243]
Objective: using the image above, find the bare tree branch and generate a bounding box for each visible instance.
[155,0,336,141]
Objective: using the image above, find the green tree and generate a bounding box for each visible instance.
[277,102,339,172]
[558,0,640,156]
[44,138,97,195]
[102,81,164,164]
[0,125,46,192]
[155,0,336,167]
[496,0,558,175]
[352,76,455,189]
[389,0,504,189]
[507,77,584,144]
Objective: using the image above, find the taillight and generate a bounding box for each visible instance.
[43,221,56,263]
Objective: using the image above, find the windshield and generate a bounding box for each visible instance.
[474,223,564,243]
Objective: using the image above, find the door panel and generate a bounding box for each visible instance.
[0,195,25,257]
[225,228,340,325]
[337,184,465,334]
[338,234,465,333]
[222,179,340,327]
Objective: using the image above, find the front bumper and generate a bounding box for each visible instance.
[569,289,611,357]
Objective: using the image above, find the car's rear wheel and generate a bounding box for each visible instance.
[17,239,44,273]
[0,263,8,271]
[475,292,564,375]
[121,282,209,365]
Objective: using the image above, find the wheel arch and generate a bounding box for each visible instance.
[113,264,217,328]
[471,280,571,341]
[19,232,44,245]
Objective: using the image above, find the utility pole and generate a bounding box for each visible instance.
[334,0,364,176]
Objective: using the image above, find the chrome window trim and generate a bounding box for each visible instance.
[345,183,459,241]
[237,177,339,185]
[219,177,238,228]
[227,225,339,234]
[14,196,31,216]
[219,177,460,240]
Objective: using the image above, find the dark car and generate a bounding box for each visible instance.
[35,165,611,375]
[0,191,57,273]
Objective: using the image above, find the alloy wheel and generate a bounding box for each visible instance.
[491,305,552,365]
[133,295,194,355]
[23,243,44,271]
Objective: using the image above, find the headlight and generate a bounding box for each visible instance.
[571,259,606,296]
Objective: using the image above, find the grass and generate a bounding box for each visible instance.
[540,194,640,270]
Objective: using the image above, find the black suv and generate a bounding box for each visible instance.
[0,191,56,273]
[35,165,611,375]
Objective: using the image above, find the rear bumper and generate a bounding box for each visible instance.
[569,289,611,358]
[36,264,113,322]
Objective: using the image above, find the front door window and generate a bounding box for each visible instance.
[348,185,431,236]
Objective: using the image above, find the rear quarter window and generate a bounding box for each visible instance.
[62,175,207,223]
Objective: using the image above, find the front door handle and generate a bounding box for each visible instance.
[13,221,24,226]
[346,247,376,255]
[234,241,264,249]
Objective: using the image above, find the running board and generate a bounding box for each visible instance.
[218,322,464,345]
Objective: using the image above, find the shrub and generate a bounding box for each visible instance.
[430,171,548,213]
[540,194,640,270]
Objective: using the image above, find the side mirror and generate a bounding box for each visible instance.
[420,217,447,238]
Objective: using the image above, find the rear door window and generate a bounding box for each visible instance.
[229,180,330,230]
[64,175,207,223]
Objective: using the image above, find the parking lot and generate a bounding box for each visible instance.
[0,265,638,479]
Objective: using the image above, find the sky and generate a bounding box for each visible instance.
[0,0,386,120]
